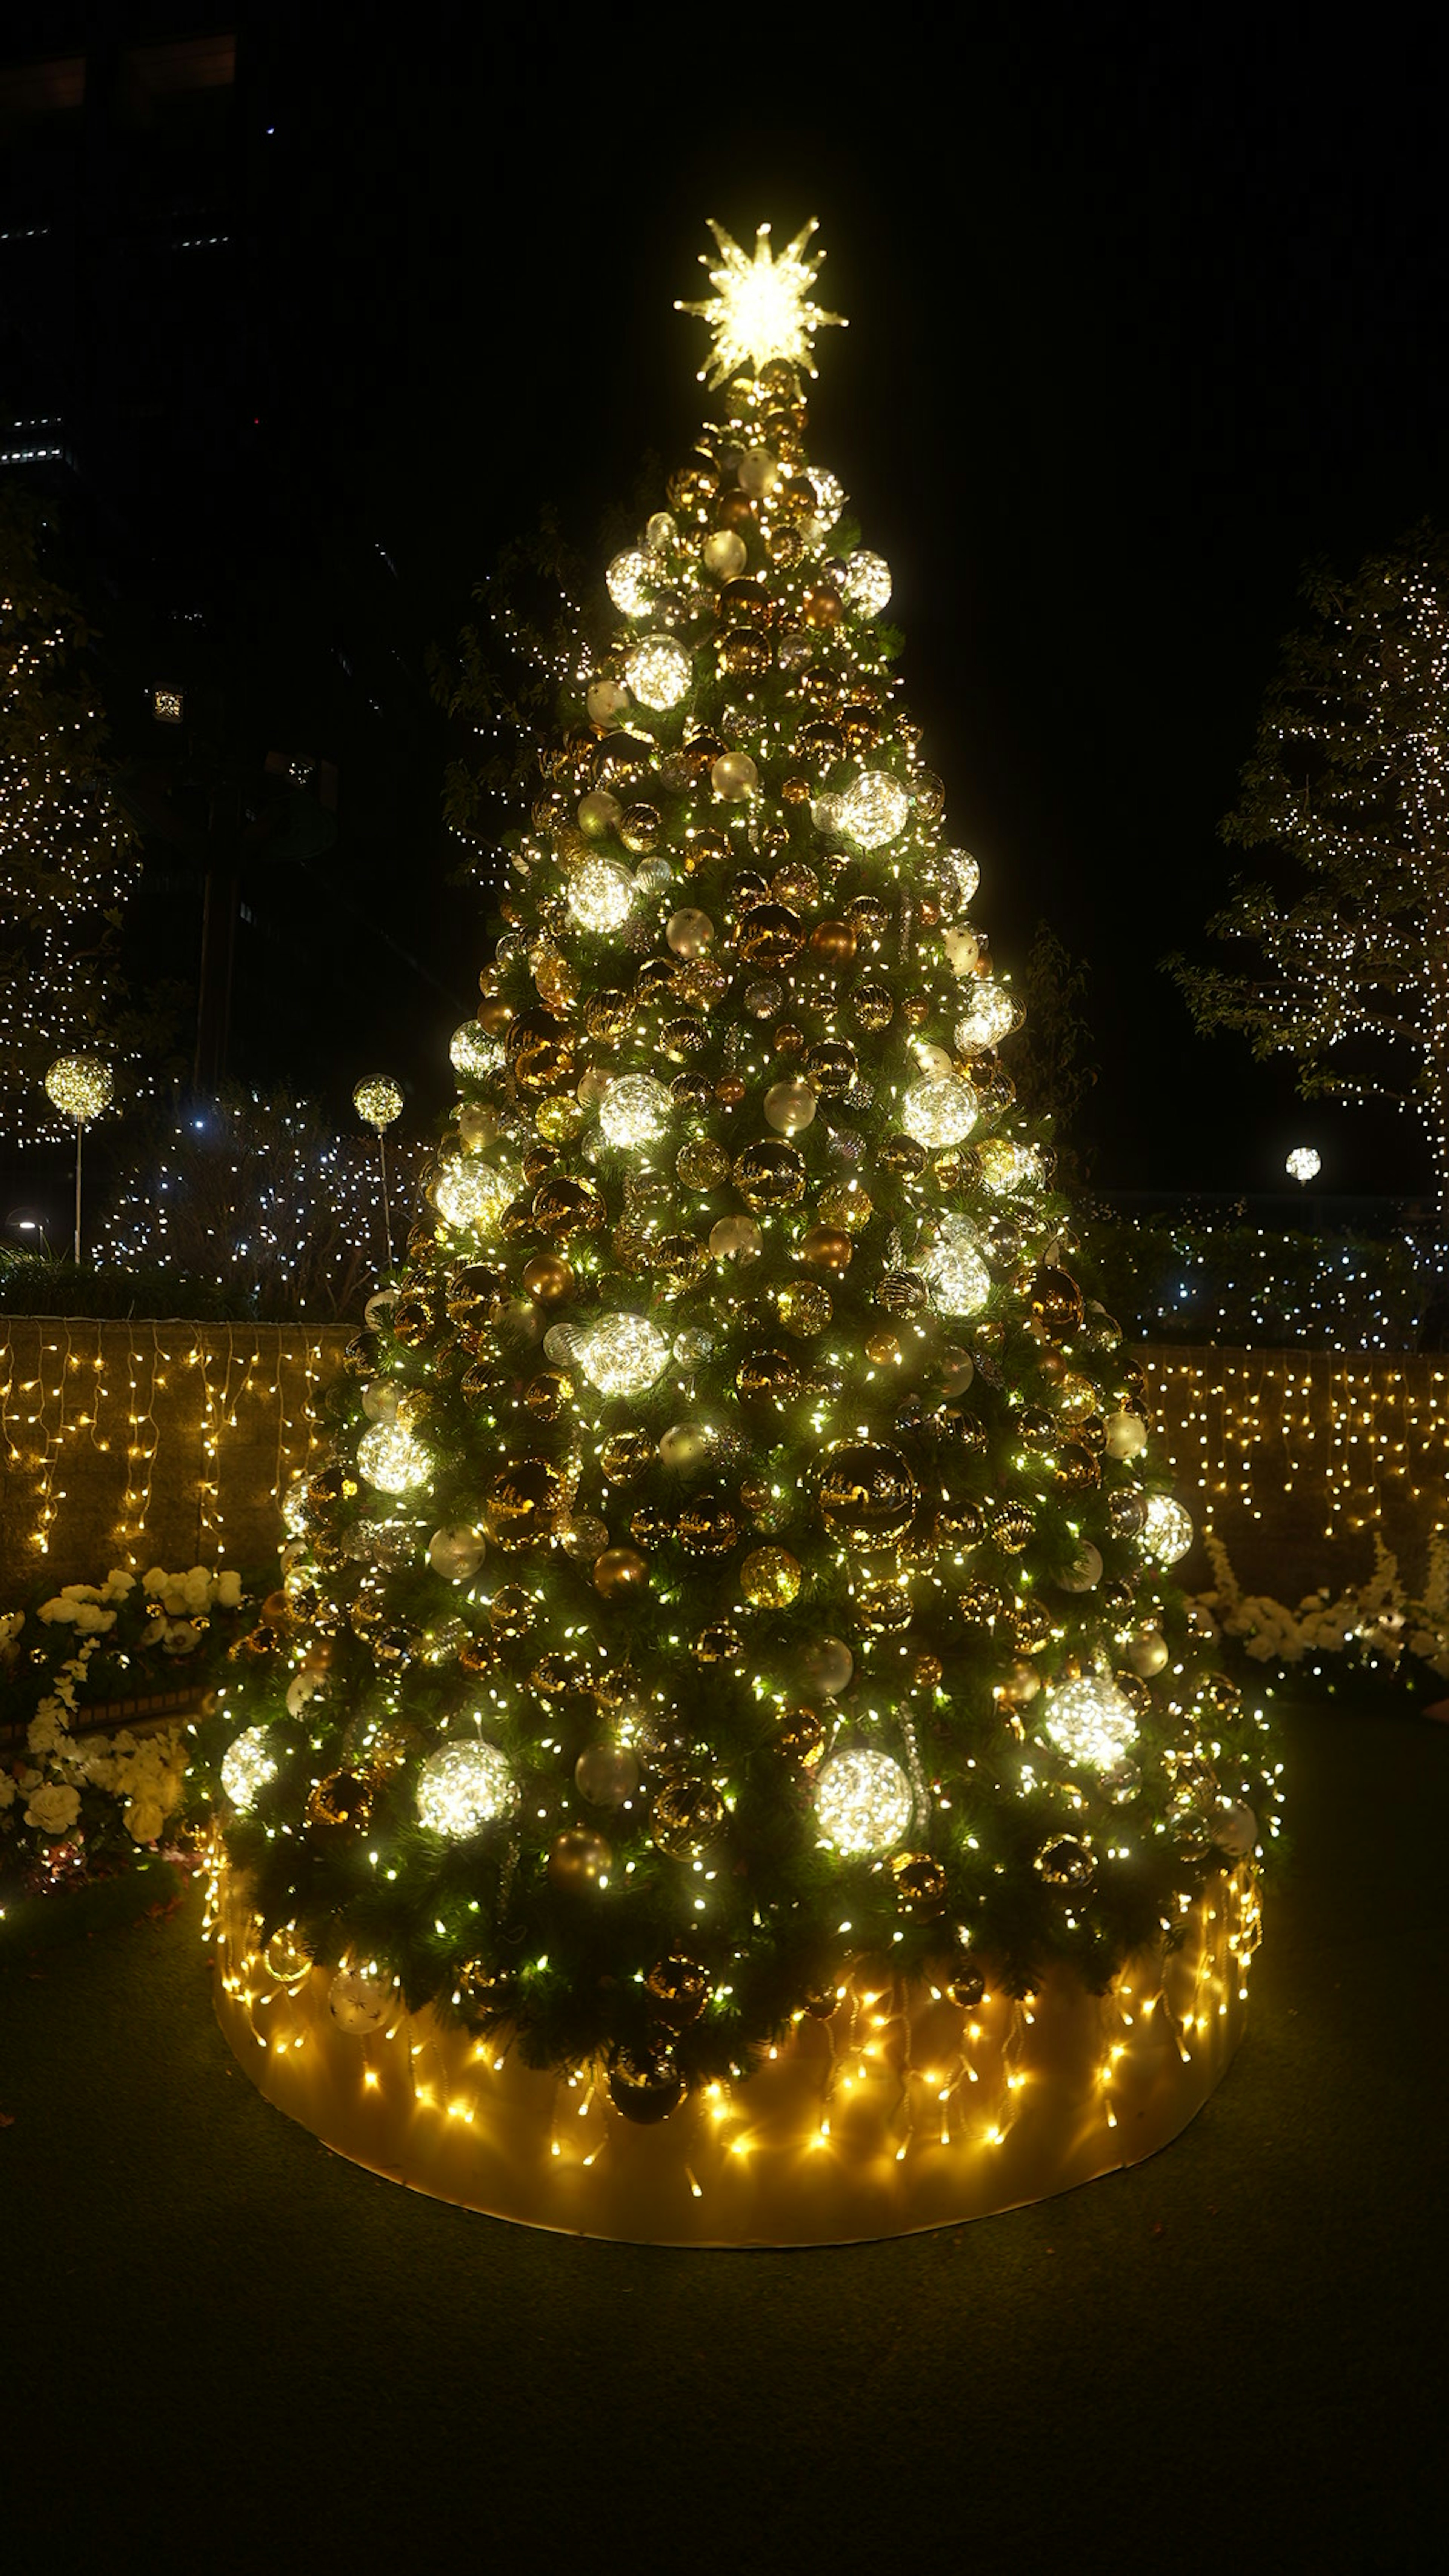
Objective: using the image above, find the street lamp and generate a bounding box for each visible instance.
[353,1077,403,1273]
[1286,1146,1321,1184]
[43,1055,114,1260]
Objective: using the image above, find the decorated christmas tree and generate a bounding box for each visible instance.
[204,226,1278,2240]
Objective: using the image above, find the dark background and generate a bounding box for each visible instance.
[4,2,1447,1207]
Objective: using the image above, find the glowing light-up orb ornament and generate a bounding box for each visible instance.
[838,770,911,850]
[352,1075,403,1129]
[434,1159,518,1236]
[1286,1146,1321,1183]
[1212,1802,1258,1856]
[356,1421,432,1495]
[416,1738,516,1839]
[976,1138,1045,1195]
[1139,1492,1195,1566]
[328,1965,394,2035]
[918,1216,992,1317]
[280,1476,310,1536]
[606,548,655,615]
[449,1022,503,1079]
[1042,1675,1140,1771]
[901,1077,978,1151]
[954,980,1021,1055]
[814,1748,914,1855]
[624,634,692,711]
[220,1725,279,1812]
[676,215,846,388]
[841,551,892,616]
[576,1313,672,1399]
[939,848,981,914]
[44,1053,113,1121]
[599,1073,673,1150]
[568,854,636,934]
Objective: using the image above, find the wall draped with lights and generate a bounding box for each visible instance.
[2,1323,1444,1598]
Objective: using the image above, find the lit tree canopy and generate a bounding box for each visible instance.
[199,231,1276,2111]
[1169,524,1449,1210]
[0,486,140,1148]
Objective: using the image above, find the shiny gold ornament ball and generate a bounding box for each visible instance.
[675,1494,742,1557]
[798,1224,853,1274]
[676,1137,731,1191]
[458,1633,498,1674]
[487,1584,536,1639]
[809,917,856,963]
[547,1827,612,1890]
[818,1181,874,1233]
[628,1504,671,1550]
[877,1134,928,1179]
[608,2044,685,2125]
[865,1328,902,1365]
[645,1953,711,2028]
[485,1459,563,1548]
[732,1138,807,1209]
[771,859,820,908]
[802,584,842,627]
[776,1279,833,1338]
[851,980,894,1032]
[876,1269,929,1315]
[856,1581,914,1633]
[305,1770,375,1833]
[652,1777,726,1859]
[740,1545,803,1608]
[775,1705,826,1767]
[600,1429,655,1485]
[891,1852,947,1914]
[694,1622,744,1664]
[714,1075,747,1108]
[912,1652,944,1690]
[532,1173,606,1237]
[593,1547,649,1600]
[992,1504,1034,1555]
[780,772,812,803]
[738,902,806,969]
[817,1442,918,1547]
[1030,1267,1086,1335]
[521,1252,574,1305]
[523,1367,572,1423]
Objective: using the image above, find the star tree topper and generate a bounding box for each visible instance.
[677,218,847,388]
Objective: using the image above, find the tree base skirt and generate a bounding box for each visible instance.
[210,1859,1258,2247]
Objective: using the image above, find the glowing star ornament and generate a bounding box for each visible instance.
[356,1421,432,1495]
[814,1748,915,1855]
[1042,1674,1140,1771]
[1287,1146,1321,1183]
[220,1725,279,1812]
[434,1160,519,1236]
[677,217,846,387]
[576,1313,672,1398]
[1139,1492,1195,1566]
[624,634,692,711]
[416,1739,516,1839]
[599,1073,673,1149]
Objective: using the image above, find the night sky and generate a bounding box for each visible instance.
[11,6,1449,1205]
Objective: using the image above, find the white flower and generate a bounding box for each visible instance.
[100,1570,136,1603]
[0,1772,16,1810]
[26,1708,67,1758]
[24,1781,81,1836]
[125,1799,165,1844]
[0,1610,25,1655]
[215,1570,242,1609]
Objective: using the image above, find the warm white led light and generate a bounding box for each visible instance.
[220,1725,279,1811]
[901,1078,978,1150]
[1042,1676,1140,1770]
[568,854,637,933]
[416,1739,516,1838]
[352,1075,403,1128]
[356,1421,432,1495]
[841,552,892,615]
[1139,1492,1195,1564]
[599,1073,673,1149]
[576,1313,672,1398]
[44,1054,113,1120]
[677,216,846,386]
[815,1749,914,1855]
[918,1218,992,1316]
[954,980,1021,1054]
[624,634,692,711]
[606,549,655,615]
[434,1160,518,1235]
[449,1023,503,1078]
[1286,1146,1321,1183]
[839,770,911,850]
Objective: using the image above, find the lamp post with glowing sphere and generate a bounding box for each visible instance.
[43,1055,113,1261]
[353,1077,404,1272]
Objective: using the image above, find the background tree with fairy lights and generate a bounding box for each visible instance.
[0,486,143,1151]
[1169,524,1449,1219]
[201,223,1277,2124]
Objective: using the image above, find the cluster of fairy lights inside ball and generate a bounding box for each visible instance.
[208,223,1279,2133]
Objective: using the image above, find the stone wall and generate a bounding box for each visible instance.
[3,1320,1445,1607]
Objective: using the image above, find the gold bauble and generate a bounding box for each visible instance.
[458,1633,498,1674]
[714,1074,748,1108]
[593,1547,649,1599]
[818,1180,874,1234]
[391,1293,436,1349]
[718,627,772,679]
[856,1581,913,1632]
[475,995,514,1037]
[523,1367,572,1422]
[675,1495,742,1557]
[875,1269,929,1314]
[772,1021,806,1056]
[802,584,842,628]
[487,1585,536,1638]
[776,1279,832,1338]
[547,1827,612,1889]
[619,802,661,855]
[739,1545,802,1607]
[847,893,890,939]
[891,1852,947,1914]
[1055,1444,1102,1492]
[775,1706,826,1767]
[798,1224,852,1274]
[877,1134,928,1179]
[532,1173,606,1237]
[864,1328,902,1365]
[957,1579,1003,1628]
[645,1954,711,2029]
[505,1007,576,1092]
[484,1459,563,1549]
[499,1190,541,1240]
[735,1348,801,1403]
[629,1504,671,1549]
[649,1232,711,1294]
[912,1652,944,1690]
[719,576,769,625]
[771,859,820,908]
[992,1504,1034,1555]
[521,1252,574,1304]
[660,1015,708,1063]
[694,1622,744,1664]
[585,987,637,1043]
[305,1770,374,1832]
[676,1138,730,1191]
[1029,1267,1086,1335]
[600,1429,654,1484]
[809,918,856,964]
[780,772,812,803]
[651,1778,726,1859]
[732,1138,807,1209]
[797,718,845,767]
[535,1096,587,1145]
[729,869,769,910]
[738,903,806,968]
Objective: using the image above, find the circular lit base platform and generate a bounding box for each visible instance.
[209,1861,1258,2246]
